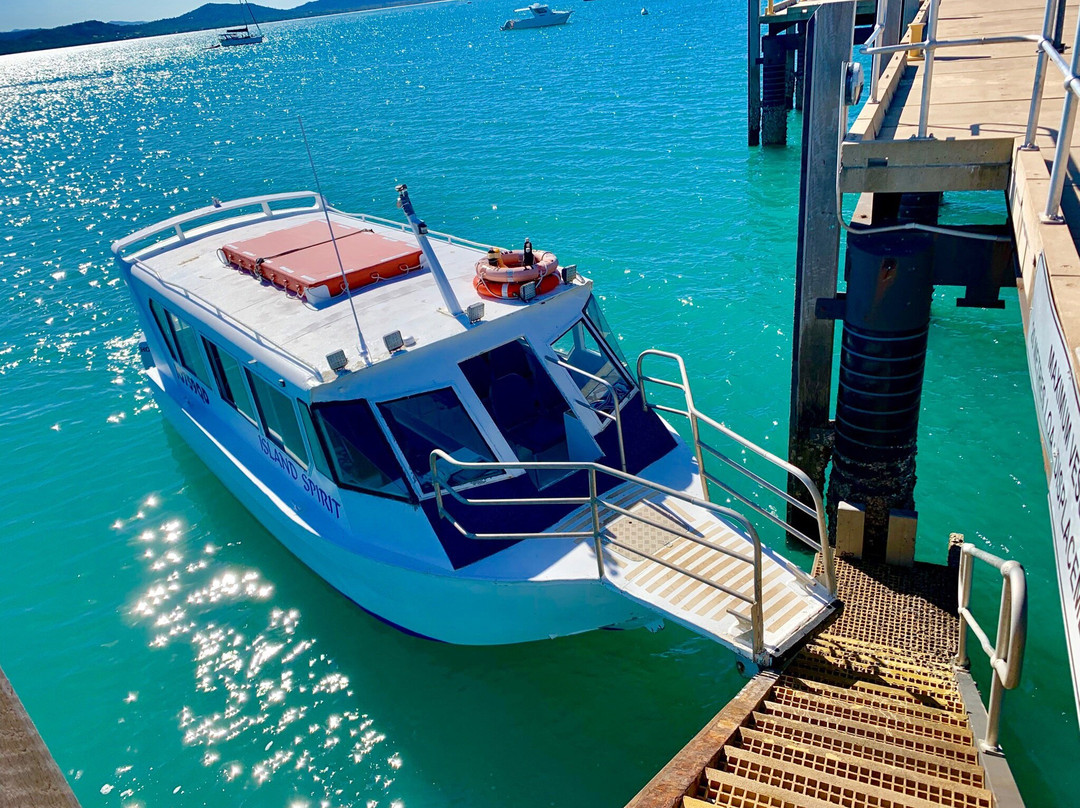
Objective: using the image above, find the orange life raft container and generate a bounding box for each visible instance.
[473,247,560,300]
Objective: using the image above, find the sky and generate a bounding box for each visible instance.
[1,0,309,31]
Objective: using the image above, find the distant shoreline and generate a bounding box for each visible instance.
[0,0,449,57]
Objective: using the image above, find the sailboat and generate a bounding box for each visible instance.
[216,0,264,47]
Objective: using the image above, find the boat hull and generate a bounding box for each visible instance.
[219,35,263,46]
[151,371,652,645]
[502,13,571,30]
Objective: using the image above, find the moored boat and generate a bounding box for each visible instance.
[502,4,572,30]
[216,0,264,47]
[112,188,836,663]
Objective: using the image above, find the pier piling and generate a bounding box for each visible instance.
[829,229,934,559]
[787,0,855,537]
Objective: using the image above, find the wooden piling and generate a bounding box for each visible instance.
[787,1,856,535]
[748,0,762,145]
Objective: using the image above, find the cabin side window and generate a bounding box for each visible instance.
[378,388,500,493]
[297,402,332,479]
[312,401,410,500]
[584,296,631,370]
[203,338,257,424]
[153,302,213,387]
[552,318,633,415]
[148,299,178,360]
[247,370,308,468]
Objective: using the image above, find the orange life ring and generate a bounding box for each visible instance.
[473,271,561,301]
[474,248,558,283]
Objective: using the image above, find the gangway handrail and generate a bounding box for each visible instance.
[111,191,326,260]
[635,349,836,597]
[855,0,1080,222]
[956,543,1028,754]
[428,450,776,664]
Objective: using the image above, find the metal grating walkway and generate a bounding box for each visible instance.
[625,556,1022,808]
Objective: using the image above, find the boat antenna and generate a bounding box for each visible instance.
[298,116,369,365]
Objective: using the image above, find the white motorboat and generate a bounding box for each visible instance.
[502,4,572,30]
[112,188,836,664]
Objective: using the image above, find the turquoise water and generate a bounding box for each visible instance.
[0,1,1075,805]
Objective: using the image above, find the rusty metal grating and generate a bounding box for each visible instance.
[776,676,967,724]
[755,706,979,763]
[740,734,992,807]
[721,751,973,808]
[786,650,964,713]
[698,775,812,808]
[813,556,960,660]
[767,688,972,743]
[743,721,985,788]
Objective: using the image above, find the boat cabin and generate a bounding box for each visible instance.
[117,194,677,568]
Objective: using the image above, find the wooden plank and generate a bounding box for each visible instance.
[0,666,81,808]
[839,135,1015,192]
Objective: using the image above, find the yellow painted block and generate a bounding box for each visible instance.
[887,509,918,566]
[836,501,865,559]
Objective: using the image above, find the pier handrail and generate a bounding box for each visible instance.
[635,349,837,597]
[111,191,327,261]
[857,0,1079,222]
[956,544,1028,754]
[428,450,775,665]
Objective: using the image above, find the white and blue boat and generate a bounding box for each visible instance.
[112,188,836,665]
[502,4,572,30]
[215,0,264,47]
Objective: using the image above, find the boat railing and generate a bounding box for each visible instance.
[858,0,1080,222]
[956,543,1028,754]
[428,450,774,665]
[338,207,514,254]
[111,191,326,262]
[544,356,627,472]
[635,349,836,597]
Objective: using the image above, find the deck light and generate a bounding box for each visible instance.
[466,302,485,323]
[519,281,537,301]
[326,350,348,373]
[561,264,578,284]
[383,330,405,353]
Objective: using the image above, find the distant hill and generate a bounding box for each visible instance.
[0,0,439,56]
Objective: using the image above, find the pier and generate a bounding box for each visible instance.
[628,0,1080,801]
[0,665,80,808]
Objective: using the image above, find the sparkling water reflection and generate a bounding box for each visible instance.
[0,1,1075,806]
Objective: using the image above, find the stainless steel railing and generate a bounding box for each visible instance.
[635,349,837,597]
[544,356,628,472]
[956,544,1028,754]
[859,0,1080,221]
[428,450,772,664]
[111,191,327,260]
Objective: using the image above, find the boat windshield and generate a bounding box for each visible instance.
[460,338,574,487]
[379,388,500,493]
[553,302,633,415]
[312,400,411,501]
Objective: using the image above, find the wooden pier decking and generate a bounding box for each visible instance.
[0,665,80,808]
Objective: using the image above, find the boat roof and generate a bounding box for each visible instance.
[114,193,585,388]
